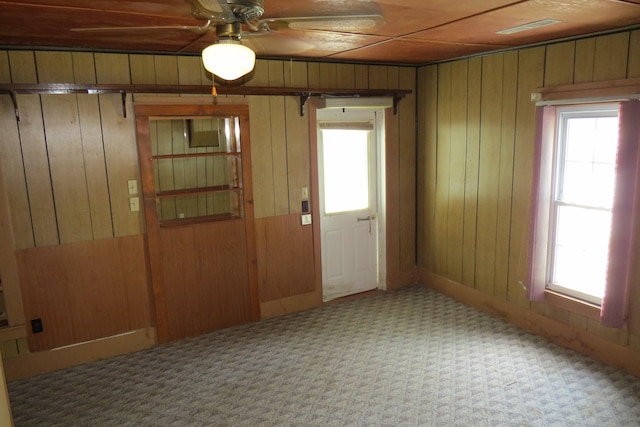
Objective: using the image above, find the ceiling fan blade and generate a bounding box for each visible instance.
[190,0,236,23]
[71,20,213,34]
[262,14,383,33]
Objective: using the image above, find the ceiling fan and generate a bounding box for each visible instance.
[72,0,383,81]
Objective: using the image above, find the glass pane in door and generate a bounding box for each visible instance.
[321,129,370,214]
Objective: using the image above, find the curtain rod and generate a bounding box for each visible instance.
[0,83,412,120]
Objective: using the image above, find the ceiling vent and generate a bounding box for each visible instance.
[497,19,561,35]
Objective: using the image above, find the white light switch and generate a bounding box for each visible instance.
[301,187,309,200]
[129,197,140,212]
[301,213,312,225]
[127,179,138,195]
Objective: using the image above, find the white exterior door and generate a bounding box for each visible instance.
[317,108,382,301]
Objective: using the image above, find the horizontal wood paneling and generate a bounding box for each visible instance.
[17,235,152,352]
[417,29,640,357]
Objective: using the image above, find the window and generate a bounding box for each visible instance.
[320,128,371,214]
[547,105,619,304]
[529,100,640,328]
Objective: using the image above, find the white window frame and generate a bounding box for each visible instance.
[545,104,619,305]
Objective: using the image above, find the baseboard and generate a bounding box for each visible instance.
[419,269,640,378]
[4,327,156,382]
[260,290,322,319]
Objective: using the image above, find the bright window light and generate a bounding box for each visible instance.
[321,129,370,214]
[548,107,619,304]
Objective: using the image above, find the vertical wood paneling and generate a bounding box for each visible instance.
[248,60,275,218]
[417,65,438,271]
[544,42,575,86]
[385,102,401,287]
[336,63,356,88]
[17,95,58,247]
[398,67,417,273]
[306,62,320,87]
[369,65,387,89]
[574,38,595,83]
[434,62,452,276]
[284,62,310,215]
[267,61,289,216]
[95,54,142,237]
[7,51,37,83]
[446,61,467,282]
[475,53,504,294]
[319,63,338,87]
[154,55,179,85]
[418,29,640,357]
[178,56,206,85]
[462,57,481,288]
[130,54,156,84]
[354,64,369,89]
[0,160,26,326]
[10,51,57,247]
[0,51,9,82]
[71,52,114,239]
[71,52,97,84]
[494,51,518,301]
[507,47,545,308]
[592,33,630,81]
[37,52,94,244]
[0,53,33,250]
[41,94,93,243]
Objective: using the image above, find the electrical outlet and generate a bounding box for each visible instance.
[31,318,44,334]
[301,213,312,225]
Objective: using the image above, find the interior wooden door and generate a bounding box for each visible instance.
[134,104,259,343]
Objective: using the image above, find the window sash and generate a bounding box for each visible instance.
[545,107,618,305]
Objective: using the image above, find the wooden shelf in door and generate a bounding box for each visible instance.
[155,185,241,199]
[159,213,240,228]
[152,152,240,160]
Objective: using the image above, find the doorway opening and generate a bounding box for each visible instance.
[316,106,387,301]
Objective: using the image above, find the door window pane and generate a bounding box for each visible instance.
[321,129,370,214]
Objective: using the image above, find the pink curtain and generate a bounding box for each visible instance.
[601,100,640,328]
[527,106,556,301]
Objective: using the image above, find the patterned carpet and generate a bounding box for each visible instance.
[7,285,640,426]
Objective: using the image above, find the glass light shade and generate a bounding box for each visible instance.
[202,40,256,81]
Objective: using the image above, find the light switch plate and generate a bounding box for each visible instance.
[127,179,138,195]
[301,213,312,225]
[129,197,140,212]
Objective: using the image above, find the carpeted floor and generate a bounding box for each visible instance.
[7,285,640,426]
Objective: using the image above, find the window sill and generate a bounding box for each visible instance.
[543,290,601,320]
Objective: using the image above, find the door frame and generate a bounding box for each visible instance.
[134,103,259,343]
[309,98,392,302]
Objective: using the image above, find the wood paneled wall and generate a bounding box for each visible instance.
[417,30,640,354]
[0,50,417,356]
[17,235,151,352]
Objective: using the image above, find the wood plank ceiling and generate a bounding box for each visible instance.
[0,0,639,65]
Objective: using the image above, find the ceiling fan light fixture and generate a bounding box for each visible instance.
[202,39,256,81]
